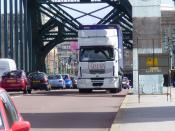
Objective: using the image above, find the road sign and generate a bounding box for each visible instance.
[146,56,158,66]
[138,53,170,74]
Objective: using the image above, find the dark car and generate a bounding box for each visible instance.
[70,76,77,89]
[28,71,51,91]
[1,70,31,94]
[0,88,31,131]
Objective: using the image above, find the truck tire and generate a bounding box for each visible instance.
[79,89,92,93]
[110,88,117,93]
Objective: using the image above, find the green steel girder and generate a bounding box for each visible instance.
[102,0,132,19]
[97,8,117,24]
[97,6,132,48]
[39,5,78,32]
[39,9,78,43]
[38,0,131,19]
[123,41,132,49]
[46,4,81,28]
[40,18,58,34]
[38,0,120,4]
[118,0,132,19]
[38,1,83,44]
[59,4,109,21]
[37,0,133,51]
[39,0,132,41]
[98,8,132,31]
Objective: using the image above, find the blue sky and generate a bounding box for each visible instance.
[59,3,113,24]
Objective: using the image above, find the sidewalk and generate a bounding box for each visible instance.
[110,87,175,131]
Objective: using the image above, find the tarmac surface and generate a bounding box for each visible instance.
[110,87,175,131]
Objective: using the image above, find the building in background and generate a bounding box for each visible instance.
[45,41,78,75]
[57,41,78,75]
[161,10,175,67]
[45,48,58,74]
[123,48,133,86]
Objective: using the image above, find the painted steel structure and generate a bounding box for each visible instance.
[0,0,32,72]
[0,0,132,72]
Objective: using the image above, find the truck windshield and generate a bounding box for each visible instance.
[80,46,114,62]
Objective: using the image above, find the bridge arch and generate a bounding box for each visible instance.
[0,0,132,72]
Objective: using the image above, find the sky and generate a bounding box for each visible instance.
[59,3,113,24]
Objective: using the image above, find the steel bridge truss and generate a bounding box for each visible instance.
[0,0,132,72]
[38,0,133,51]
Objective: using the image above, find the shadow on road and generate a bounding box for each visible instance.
[116,106,175,124]
[22,112,116,129]
[23,89,128,98]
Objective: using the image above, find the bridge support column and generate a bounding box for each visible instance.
[130,0,162,93]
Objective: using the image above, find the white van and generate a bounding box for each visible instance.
[0,58,17,77]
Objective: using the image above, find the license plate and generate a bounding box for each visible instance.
[32,80,40,83]
[88,63,105,70]
[7,80,16,83]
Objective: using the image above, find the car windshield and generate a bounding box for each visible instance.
[48,75,61,79]
[28,72,45,79]
[62,75,69,80]
[79,46,114,62]
[2,70,22,78]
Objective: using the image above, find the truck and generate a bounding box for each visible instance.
[77,24,123,93]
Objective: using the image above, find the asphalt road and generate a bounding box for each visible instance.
[11,89,128,131]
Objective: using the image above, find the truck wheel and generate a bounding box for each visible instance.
[119,84,122,92]
[79,89,85,93]
[79,89,92,93]
[110,88,117,93]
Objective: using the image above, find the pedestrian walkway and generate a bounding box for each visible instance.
[110,87,175,131]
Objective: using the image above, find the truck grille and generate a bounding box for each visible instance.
[91,78,104,87]
[89,69,105,74]
[92,83,103,87]
[91,78,104,80]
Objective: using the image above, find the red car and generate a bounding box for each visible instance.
[0,88,30,131]
[1,70,30,94]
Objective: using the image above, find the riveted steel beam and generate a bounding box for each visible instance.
[38,0,120,4]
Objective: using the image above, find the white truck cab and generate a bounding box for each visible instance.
[77,25,123,93]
